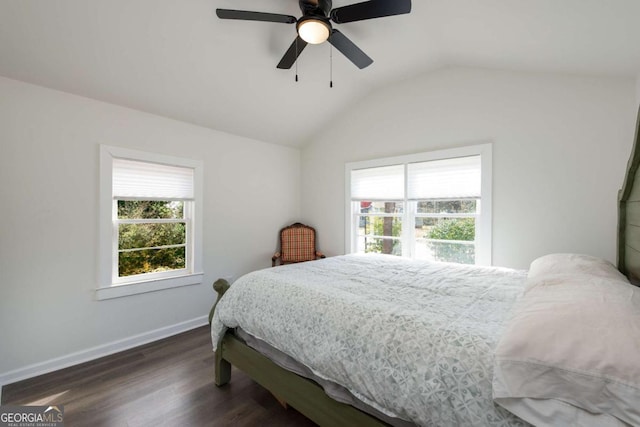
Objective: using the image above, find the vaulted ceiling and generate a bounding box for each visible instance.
[1,0,639,147]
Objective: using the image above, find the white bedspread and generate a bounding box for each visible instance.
[211,254,529,426]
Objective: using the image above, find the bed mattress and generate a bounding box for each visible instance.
[211,254,529,426]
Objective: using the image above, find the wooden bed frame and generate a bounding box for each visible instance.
[618,106,640,286]
[210,106,640,427]
[209,278,389,427]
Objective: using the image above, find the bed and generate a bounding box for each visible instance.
[210,107,640,427]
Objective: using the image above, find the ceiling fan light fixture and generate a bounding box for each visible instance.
[297,17,331,44]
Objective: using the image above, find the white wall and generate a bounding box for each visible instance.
[0,76,300,379]
[301,67,637,269]
[1,67,637,387]
[636,74,640,106]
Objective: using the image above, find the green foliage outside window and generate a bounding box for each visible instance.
[365,217,402,255]
[426,217,475,264]
[118,200,183,220]
[426,217,475,241]
[118,201,186,277]
[418,200,476,214]
[365,202,402,255]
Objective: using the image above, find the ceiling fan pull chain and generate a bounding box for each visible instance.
[295,37,299,82]
[330,43,333,88]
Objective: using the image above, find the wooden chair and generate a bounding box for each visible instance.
[272,223,325,267]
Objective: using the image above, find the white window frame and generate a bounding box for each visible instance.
[345,144,492,265]
[97,145,204,300]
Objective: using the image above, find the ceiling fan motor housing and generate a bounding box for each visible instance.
[299,0,332,18]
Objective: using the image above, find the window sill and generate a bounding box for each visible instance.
[95,272,204,300]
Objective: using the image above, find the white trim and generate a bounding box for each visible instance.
[190,167,203,274]
[99,145,114,290]
[102,145,203,170]
[477,144,493,266]
[0,316,208,396]
[119,243,186,253]
[96,272,203,300]
[346,144,489,171]
[115,218,187,224]
[344,143,493,265]
[345,175,353,254]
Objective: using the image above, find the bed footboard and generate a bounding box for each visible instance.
[208,277,389,427]
[210,278,232,386]
[209,278,230,324]
[216,331,389,426]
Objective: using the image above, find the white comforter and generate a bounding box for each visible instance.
[211,254,529,426]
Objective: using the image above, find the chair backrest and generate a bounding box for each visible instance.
[280,223,318,263]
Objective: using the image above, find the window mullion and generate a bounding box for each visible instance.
[185,200,193,273]
[351,201,357,254]
[112,201,119,281]
[414,213,478,219]
[119,243,187,253]
[115,218,186,225]
[354,212,404,217]
[404,200,415,259]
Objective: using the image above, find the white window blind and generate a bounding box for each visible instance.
[351,164,404,201]
[407,155,481,200]
[112,158,194,200]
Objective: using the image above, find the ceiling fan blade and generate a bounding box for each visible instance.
[216,9,297,24]
[330,0,411,24]
[277,36,309,69]
[328,29,373,69]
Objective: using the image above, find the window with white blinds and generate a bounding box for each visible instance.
[407,156,481,200]
[350,164,405,201]
[112,158,195,200]
[98,145,203,300]
[345,145,492,265]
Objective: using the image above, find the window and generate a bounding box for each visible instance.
[345,144,491,265]
[98,146,203,300]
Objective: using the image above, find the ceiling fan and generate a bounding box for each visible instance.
[216,0,411,70]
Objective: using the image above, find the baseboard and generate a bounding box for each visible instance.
[0,315,209,401]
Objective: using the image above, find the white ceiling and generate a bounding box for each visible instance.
[1,0,639,147]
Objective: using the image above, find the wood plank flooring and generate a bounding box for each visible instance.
[1,326,317,426]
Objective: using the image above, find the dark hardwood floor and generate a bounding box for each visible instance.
[2,326,317,426]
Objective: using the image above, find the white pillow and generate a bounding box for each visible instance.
[493,271,640,426]
[528,253,629,283]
